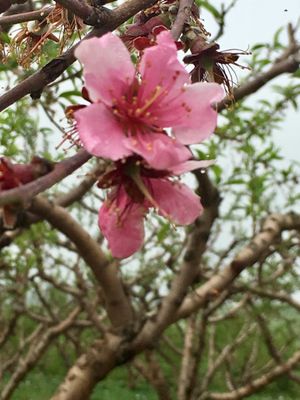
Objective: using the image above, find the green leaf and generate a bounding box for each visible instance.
[292,69,300,78]
[224,179,245,185]
[195,0,221,19]
[251,43,266,51]
[157,223,171,242]
[59,90,82,99]
[211,164,222,184]
[273,26,284,48]
[0,32,10,44]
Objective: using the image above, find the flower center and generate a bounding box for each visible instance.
[111,83,163,136]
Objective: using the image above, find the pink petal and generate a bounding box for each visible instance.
[149,179,203,225]
[172,82,225,144]
[138,31,189,110]
[99,189,146,258]
[124,131,191,170]
[75,103,132,160]
[75,34,135,105]
[170,160,214,175]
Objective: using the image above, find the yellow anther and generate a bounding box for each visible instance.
[135,85,162,117]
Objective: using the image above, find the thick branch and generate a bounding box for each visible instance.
[50,334,124,400]
[133,177,220,350]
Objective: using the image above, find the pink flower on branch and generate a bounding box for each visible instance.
[74,31,223,170]
[97,156,212,258]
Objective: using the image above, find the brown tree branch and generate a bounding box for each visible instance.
[0,163,103,253]
[199,324,255,396]
[208,294,249,323]
[133,177,220,351]
[176,212,300,320]
[177,314,197,400]
[0,6,52,25]
[0,0,27,14]
[177,314,208,400]
[248,300,282,364]
[134,351,172,400]
[0,310,21,348]
[201,348,300,400]
[236,284,300,313]
[0,324,45,381]
[30,196,134,331]
[55,162,104,207]
[47,210,300,400]
[0,0,159,111]
[0,307,81,400]
[50,333,123,400]
[218,46,300,111]
[55,0,112,26]
[0,149,91,207]
[171,0,194,41]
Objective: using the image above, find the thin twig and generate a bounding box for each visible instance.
[0,149,91,206]
[171,0,193,41]
[0,6,53,25]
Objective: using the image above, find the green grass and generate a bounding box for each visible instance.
[7,365,157,400]
[7,367,299,400]
[3,318,300,400]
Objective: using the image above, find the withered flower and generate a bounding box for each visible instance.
[0,38,7,63]
[121,15,169,51]
[13,20,59,67]
[47,4,84,51]
[184,36,250,97]
[11,4,83,67]
[121,0,198,51]
[121,13,183,51]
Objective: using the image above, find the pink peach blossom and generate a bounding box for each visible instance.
[97,157,212,258]
[74,31,223,170]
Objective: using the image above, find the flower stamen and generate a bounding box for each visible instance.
[135,85,162,117]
